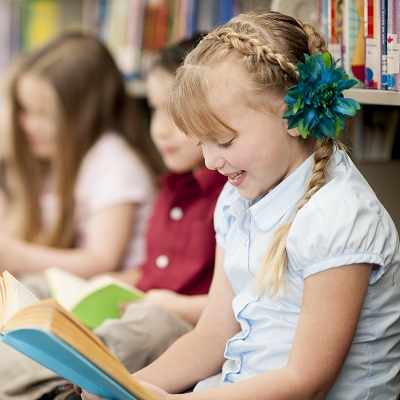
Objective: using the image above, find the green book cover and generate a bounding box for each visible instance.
[45,267,144,329]
[71,283,143,329]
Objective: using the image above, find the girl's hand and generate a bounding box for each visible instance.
[75,386,104,400]
[80,389,105,400]
[143,289,184,315]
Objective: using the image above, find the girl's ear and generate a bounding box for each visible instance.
[287,127,301,139]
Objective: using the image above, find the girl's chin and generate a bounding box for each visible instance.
[236,188,262,201]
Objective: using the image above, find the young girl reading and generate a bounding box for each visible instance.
[83,9,400,400]
[0,32,160,289]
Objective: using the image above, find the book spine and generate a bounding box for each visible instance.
[153,0,169,48]
[387,0,400,90]
[381,0,388,89]
[21,0,61,52]
[364,0,382,88]
[326,0,333,44]
[343,0,365,87]
[185,0,196,37]
[97,0,109,41]
[397,0,400,90]
[329,0,342,61]
[319,0,330,40]
[218,0,234,25]
[351,0,366,85]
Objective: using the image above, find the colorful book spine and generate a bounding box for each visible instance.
[0,0,15,71]
[21,0,61,52]
[319,0,331,40]
[364,0,382,88]
[387,0,400,90]
[153,0,170,48]
[329,0,342,62]
[351,0,366,85]
[343,0,365,87]
[381,0,388,89]
[183,0,196,38]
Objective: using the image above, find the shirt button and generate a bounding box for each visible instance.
[170,207,183,221]
[155,255,169,268]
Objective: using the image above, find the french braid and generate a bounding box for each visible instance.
[206,27,300,84]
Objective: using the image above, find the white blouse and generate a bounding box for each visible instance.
[212,149,400,399]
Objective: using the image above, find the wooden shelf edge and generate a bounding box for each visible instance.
[345,88,400,106]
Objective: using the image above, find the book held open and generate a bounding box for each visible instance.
[0,270,160,400]
[45,267,144,329]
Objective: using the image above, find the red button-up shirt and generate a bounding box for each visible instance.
[136,167,226,295]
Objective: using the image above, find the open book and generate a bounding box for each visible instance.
[0,270,160,400]
[45,267,144,329]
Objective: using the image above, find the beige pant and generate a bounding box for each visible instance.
[0,302,192,400]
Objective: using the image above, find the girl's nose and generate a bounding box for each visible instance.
[202,145,224,171]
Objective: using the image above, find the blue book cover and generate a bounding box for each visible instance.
[1,329,138,400]
[0,286,160,400]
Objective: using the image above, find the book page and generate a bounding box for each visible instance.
[45,267,86,309]
[0,271,38,327]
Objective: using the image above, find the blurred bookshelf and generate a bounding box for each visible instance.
[0,0,399,228]
[0,0,273,98]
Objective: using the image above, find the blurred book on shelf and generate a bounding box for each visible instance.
[387,0,400,90]
[318,0,400,91]
[0,0,246,93]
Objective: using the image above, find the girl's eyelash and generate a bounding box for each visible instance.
[217,139,233,149]
[197,138,234,148]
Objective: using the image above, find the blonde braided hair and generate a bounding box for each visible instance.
[257,138,341,296]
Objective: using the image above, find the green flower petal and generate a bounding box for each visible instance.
[322,52,332,69]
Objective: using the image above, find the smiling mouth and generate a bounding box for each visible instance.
[227,170,244,182]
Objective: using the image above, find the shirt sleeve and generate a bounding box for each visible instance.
[75,134,155,212]
[287,184,397,284]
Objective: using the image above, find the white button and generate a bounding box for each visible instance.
[170,207,183,221]
[155,255,169,268]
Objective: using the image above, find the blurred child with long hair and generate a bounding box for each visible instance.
[0,32,162,295]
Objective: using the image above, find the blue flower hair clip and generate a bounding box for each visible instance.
[283,52,360,141]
